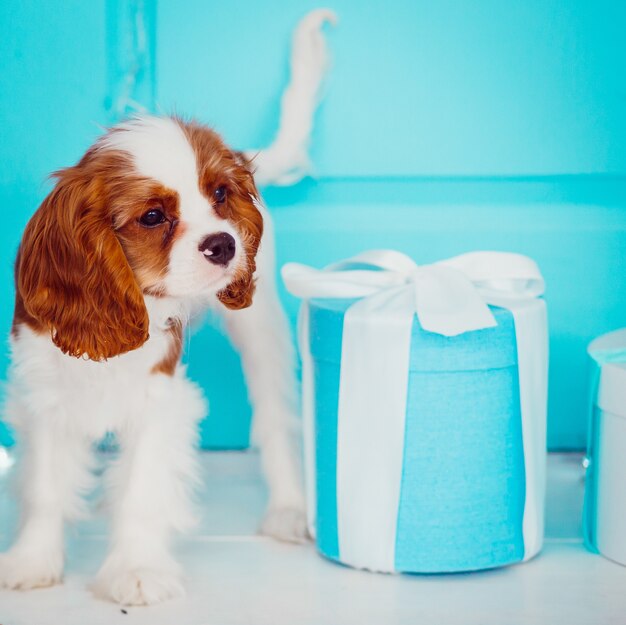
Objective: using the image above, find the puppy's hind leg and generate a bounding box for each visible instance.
[0,396,94,590]
[223,236,308,543]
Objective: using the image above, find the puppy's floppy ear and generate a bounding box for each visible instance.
[16,166,149,360]
[217,156,264,311]
[233,150,252,167]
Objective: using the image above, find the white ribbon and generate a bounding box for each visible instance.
[285,250,544,336]
[283,250,547,571]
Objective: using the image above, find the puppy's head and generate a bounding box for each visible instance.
[15,116,263,360]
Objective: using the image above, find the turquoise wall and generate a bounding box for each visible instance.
[1,1,625,449]
[158,0,626,177]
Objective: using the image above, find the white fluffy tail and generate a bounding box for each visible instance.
[246,8,337,186]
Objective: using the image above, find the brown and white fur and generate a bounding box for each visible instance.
[0,116,306,605]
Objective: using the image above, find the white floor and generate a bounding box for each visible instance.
[0,451,625,625]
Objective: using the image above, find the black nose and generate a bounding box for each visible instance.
[199,232,236,266]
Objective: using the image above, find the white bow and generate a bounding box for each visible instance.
[282,250,545,337]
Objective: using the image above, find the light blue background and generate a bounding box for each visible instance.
[1,1,625,449]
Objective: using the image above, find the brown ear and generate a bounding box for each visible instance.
[217,271,257,310]
[217,161,264,311]
[16,167,149,360]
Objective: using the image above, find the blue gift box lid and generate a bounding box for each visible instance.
[308,297,518,372]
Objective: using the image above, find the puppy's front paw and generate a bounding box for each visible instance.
[92,560,184,606]
[261,506,310,544]
[0,548,63,590]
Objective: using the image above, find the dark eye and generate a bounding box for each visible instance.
[214,186,227,204]
[139,208,166,227]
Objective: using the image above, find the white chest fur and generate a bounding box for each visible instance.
[7,295,196,440]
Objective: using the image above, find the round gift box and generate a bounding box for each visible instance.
[308,297,546,573]
[585,329,626,565]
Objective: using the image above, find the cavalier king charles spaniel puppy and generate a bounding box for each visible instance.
[0,116,306,605]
